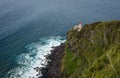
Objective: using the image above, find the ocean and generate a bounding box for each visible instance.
[0,0,120,78]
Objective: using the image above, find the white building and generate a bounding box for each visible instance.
[74,23,82,32]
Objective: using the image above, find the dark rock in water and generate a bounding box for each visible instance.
[40,43,65,78]
[51,46,55,49]
[33,67,41,76]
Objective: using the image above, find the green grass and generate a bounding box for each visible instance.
[62,47,77,75]
[61,20,120,78]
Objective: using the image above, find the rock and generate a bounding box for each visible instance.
[40,43,65,78]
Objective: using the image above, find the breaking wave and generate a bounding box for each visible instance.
[5,36,65,78]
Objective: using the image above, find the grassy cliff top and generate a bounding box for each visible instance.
[61,20,120,78]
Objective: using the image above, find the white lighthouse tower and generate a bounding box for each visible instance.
[74,22,82,32]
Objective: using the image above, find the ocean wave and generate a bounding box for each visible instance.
[5,36,65,78]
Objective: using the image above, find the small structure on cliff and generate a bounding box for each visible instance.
[74,22,82,32]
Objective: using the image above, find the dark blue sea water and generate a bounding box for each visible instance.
[0,0,120,78]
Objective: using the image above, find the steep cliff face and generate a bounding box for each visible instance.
[61,20,120,78]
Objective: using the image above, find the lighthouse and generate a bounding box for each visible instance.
[74,22,82,32]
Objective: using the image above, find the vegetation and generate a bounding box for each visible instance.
[61,20,120,78]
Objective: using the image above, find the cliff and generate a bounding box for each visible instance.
[41,20,120,78]
[61,20,120,78]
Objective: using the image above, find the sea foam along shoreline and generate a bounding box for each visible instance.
[5,36,65,78]
[40,43,65,78]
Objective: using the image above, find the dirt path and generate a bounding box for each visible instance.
[106,52,118,78]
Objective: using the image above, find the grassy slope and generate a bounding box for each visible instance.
[61,20,120,78]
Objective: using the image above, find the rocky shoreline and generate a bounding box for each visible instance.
[40,43,65,78]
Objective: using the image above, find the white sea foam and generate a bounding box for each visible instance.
[5,36,65,78]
